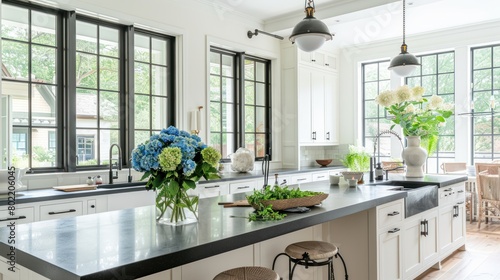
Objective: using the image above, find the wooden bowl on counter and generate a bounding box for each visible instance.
[316,159,333,167]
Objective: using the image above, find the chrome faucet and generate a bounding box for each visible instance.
[109,144,122,184]
[371,130,405,181]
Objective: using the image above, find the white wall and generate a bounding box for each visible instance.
[337,19,500,163]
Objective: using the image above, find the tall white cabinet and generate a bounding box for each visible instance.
[281,44,339,168]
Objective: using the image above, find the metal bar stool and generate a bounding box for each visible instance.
[213,266,280,280]
[272,241,348,280]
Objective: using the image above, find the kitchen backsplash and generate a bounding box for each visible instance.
[300,144,349,167]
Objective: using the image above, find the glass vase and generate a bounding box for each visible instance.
[156,185,199,226]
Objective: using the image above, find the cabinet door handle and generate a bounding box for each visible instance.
[387,211,400,216]
[312,131,317,140]
[458,190,464,193]
[420,219,429,236]
[204,185,220,189]
[317,176,325,178]
[90,205,95,208]
[237,186,250,189]
[444,188,453,192]
[325,63,329,66]
[280,179,287,185]
[297,178,307,182]
[326,132,330,140]
[457,201,465,205]
[453,205,459,217]
[388,228,400,233]
[48,209,76,215]
[0,216,26,222]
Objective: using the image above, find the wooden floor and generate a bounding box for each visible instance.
[416,221,500,280]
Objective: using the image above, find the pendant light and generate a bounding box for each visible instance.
[388,0,420,77]
[289,0,333,52]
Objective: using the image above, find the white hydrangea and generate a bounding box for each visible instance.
[396,85,412,103]
[412,86,425,101]
[375,90,397,107]
[427,95,444,110]
[405,104,416,114]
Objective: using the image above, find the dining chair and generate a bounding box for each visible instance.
[475,162,500,229]
[441,162,473,223]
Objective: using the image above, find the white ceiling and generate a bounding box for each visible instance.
[218,0,500,45]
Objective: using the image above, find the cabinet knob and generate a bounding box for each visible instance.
[91,205,95,208]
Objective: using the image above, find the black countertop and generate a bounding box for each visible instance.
[380,173,468,187]
[0,181,406,280]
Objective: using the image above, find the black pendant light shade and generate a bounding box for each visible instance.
[388,0,420,76]
[289,0,333,52]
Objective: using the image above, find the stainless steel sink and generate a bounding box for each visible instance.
[368,181,439,217]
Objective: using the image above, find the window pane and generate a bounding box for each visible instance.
[210,76,221,101]
[221,54,233,77]
[493,68,500,89]
[244,134,255,154]
[76,130,97,165]
[100,129,119,165]
[32,11,56,46]
[210,133,221,153]
[244,106,254,132]
[76,21,97,54]
[100,57,119,91]
[32,128,57,167]
[421,56,436,75]
[474,135,491,153]
[438,52,454,73]
[364,64,378,82]
[2,40,29,79]
[406,77,421,88]
[32,45,56,84]
[439,136,455,152]
[1,5,28,41]
[422,76,437,95]
[99,26,119,57]
[473,48,491,69]
[134,34,150,62]
[364,82,378,100]
[32,85,57,126]
[134,95,150,129]
[221,77,234,102]
[245,81,254,105]
[100,91,119,129]
[210,52,220,75]
[256,62,265,82]
[379,62,390,80]
[223,103,235,132]
[494,46,500,68]
[473,116,491,134]
[151,96,167,130]
[3,81,29,123]
[152,65,167,96]
[210,102,221,132]
[152,38,167,65]
[76,52,98,88]
[473,91,492,112]
[76,89,97,128]
[222,133,235,158]
[256,107,265,133]
[256,83,266,106]
[438,73,454,94]
[134,62,150,94]
[473,69,492,91]
[364,101,379,118]
[256,134,265,158]
[135,131,150,146]
[12,127,29,168]
[245,60,254,80]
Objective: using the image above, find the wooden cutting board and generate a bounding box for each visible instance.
[218,200,251,208]
[53,184,97,192]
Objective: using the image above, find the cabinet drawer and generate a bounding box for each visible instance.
[39,201,83,221]
[198,183,229,198]
[439,183,465,205]
[291,173,312,184]
[312,172,329,182]
[230,181,257,194]
[0,207,34,227]
[377,199,404,229]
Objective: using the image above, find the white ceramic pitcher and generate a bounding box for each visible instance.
[0,168,29,194]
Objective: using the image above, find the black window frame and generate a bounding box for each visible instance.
[209,46,272,162]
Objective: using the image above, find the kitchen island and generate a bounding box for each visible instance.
[0,175,467,280]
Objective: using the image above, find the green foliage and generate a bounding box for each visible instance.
[246,185,321,221]
[341,145,371,172]
[32,146,55,164]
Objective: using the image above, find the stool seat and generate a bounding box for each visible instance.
[213,266,280,280]
[285,241,338,260]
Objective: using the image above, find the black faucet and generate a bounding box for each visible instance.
[371,130,406,181]
[109,144,122,184]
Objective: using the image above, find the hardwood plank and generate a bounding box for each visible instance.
[416,221,500,279]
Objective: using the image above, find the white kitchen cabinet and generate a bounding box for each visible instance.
[198,182,229,198]
[376,199,404,280]
[299,49,338,71]
[312,171,329,182]
[229,180,258,194]
[298,66,339,145]
[107,189,155,211]
[402,208,439,279]
[39,200,83,221]
[290,173,313,184]
[438,183,466,258]
[86,196,108,214]
[0,206,34,227]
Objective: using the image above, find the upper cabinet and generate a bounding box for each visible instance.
[281,45,339,168]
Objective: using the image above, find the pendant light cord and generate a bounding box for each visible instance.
[402,0,406,45]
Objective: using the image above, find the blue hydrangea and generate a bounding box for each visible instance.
[164,126,179,136]
[182,159,196,176]
[190,134,201,143]
[179,130,191,137]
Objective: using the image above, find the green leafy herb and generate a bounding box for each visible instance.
[246,185,321,221]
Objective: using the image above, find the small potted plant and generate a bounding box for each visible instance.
[341,145,371,183]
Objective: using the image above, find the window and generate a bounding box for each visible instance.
[471,45,500,162]
[133,31,173,145]
[0,1,175,171]
[209,47,271,160]
[362,60,392,162]
[406,51,456,173]
[1,2,60,168]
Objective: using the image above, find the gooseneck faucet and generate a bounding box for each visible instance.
[371,130,406,181]
[109,144,122,184]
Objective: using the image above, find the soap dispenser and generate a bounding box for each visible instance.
[375,163,384,180]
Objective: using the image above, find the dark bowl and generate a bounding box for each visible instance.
[316,159,333,167]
